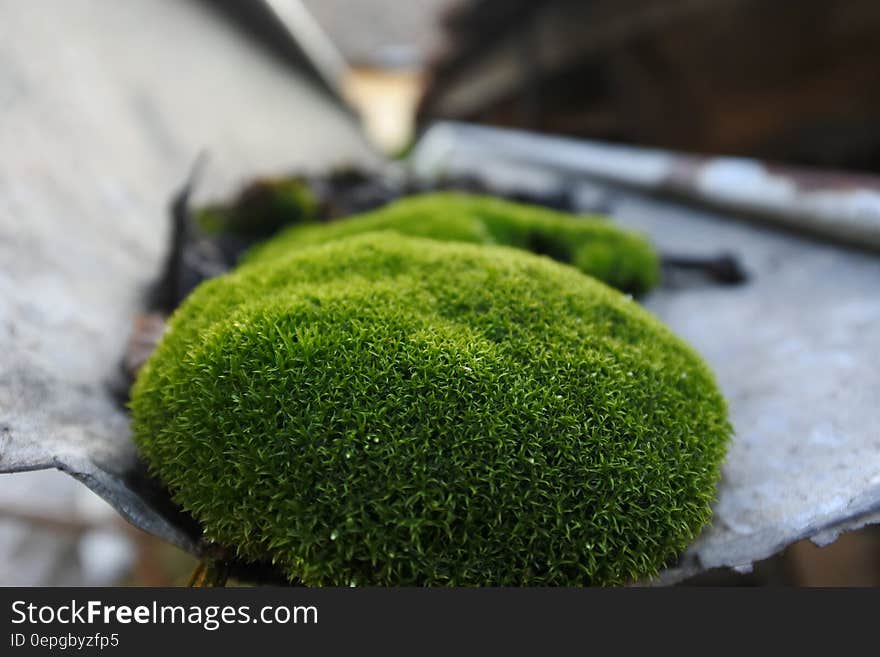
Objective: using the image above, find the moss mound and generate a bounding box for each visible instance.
[131,234,728,586]
[244,192,660,295]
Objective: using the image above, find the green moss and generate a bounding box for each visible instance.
[196,177,318,238]
[131,233,729,586]
[244,192,660,295]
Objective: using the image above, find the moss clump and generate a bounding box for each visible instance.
[131,234,728,586]
[244,192,660,295]
[196,177,318,238]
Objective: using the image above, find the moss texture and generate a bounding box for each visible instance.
[131,234,729,586]
[244,192,660,295]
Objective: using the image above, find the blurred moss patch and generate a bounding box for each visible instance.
[196,176,318,239]
[244,192,659,295]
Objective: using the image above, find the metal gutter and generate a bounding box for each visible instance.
[260,0,349,90]
[203,0,351,105]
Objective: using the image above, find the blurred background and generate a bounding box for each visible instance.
[417,0,880,171]
[343,0,880,171]
[2,0,879,586]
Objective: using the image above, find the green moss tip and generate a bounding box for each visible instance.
[132,233,729,586]
[243,192,660,295]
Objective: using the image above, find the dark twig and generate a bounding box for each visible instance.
[150,153,208,313]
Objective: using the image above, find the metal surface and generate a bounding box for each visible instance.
[412,123,880,581]
[0,0,376,565]
[261,0,349,87]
